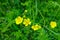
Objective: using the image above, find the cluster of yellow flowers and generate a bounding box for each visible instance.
[15,16,42,31]
[15,16,57,31]
[15,10,57,31]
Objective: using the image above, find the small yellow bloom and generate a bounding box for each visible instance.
[50,21,57,28]
[24,10,27,12]
[15,16,23,25]
[31,24,41,31]
[23,18,31,26]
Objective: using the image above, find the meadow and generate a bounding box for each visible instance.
[0,0,60,40]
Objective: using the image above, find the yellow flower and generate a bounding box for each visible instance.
[23,18,31,26]
[31,24,41,31]
[50,21,57,28]
[15,16,23,25]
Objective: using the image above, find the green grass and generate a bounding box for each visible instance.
[0,0,60,40]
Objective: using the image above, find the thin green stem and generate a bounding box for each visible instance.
[35,0,38,16]
[33,9,35,24]
[29,0,31,16]
[32,0,38,24]
[45,26,58,35]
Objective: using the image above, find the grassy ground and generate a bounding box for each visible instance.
[0,0,60,40]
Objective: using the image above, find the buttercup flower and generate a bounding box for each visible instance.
[15,16,23,25]
[31,24,41,31]
[50,21,57,28]
[23,18,31,26]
